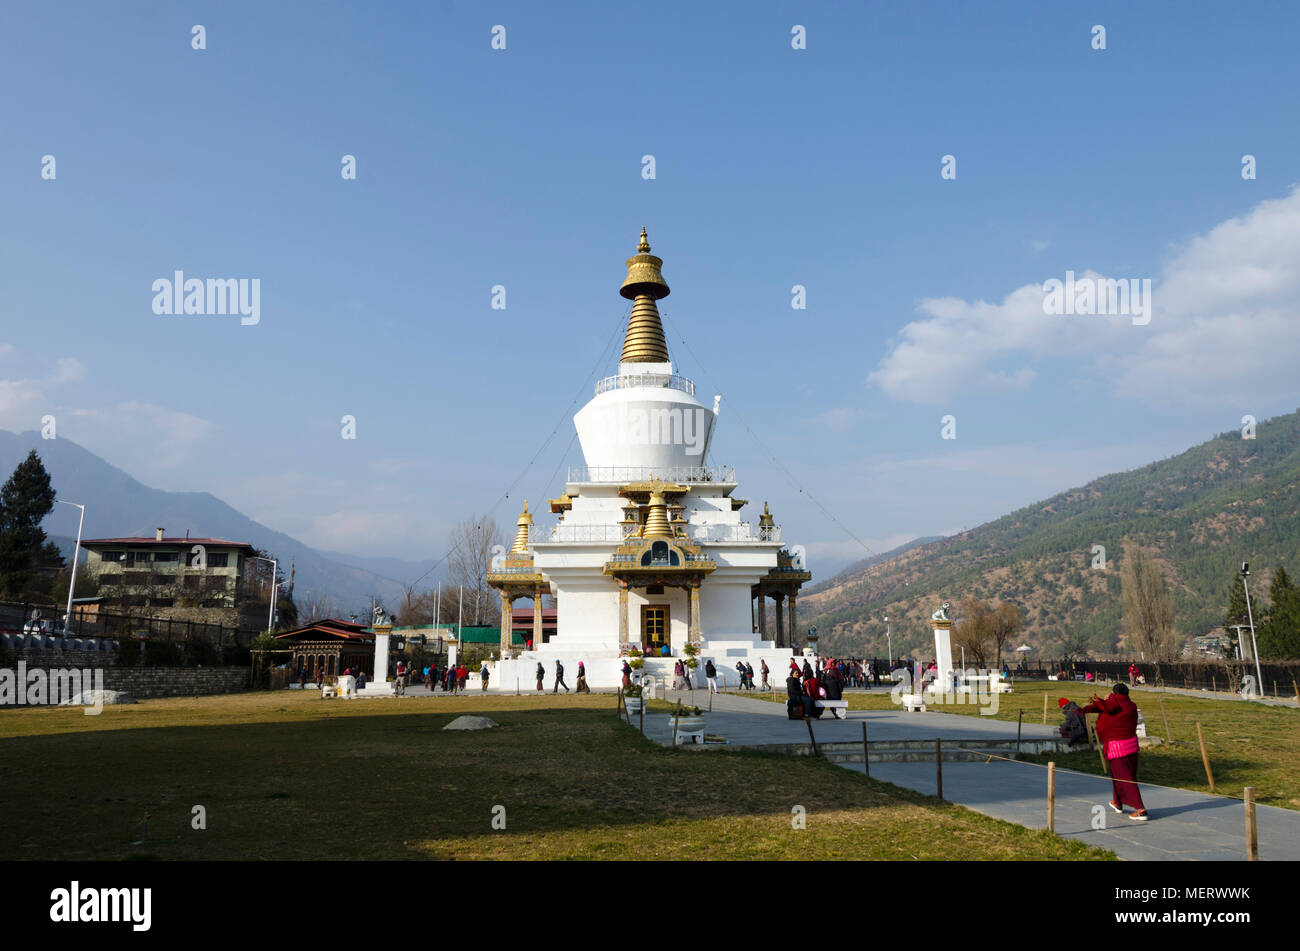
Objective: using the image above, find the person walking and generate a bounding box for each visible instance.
[394,660,407,696]
[760,659,769,691]
[576,661,589,693]
[705,659,718,694]
[536,661,545,692]
[621,659,633,690]
[480,662,490,692]
[554,659,570,693]
[1081,683,1149,821]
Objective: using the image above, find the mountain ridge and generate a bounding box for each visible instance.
[0,430,436,613]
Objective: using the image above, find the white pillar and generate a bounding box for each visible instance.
[933,620,954,687]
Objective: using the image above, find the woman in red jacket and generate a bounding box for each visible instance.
[1081,683,1149,821]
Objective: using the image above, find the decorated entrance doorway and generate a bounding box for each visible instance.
[641,604,669,653]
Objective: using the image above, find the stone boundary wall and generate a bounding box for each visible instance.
[1,665,250,704]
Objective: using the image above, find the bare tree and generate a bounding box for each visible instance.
[446,515,504,627]
[1120,542,1179,661]
[953,597,991,669]
[299,590,342,625]
[397,585,438,626]
[988,601,1023,668]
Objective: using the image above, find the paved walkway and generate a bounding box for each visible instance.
[641,688,1061,746]
[635,691,1300,861]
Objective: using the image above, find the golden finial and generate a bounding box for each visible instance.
[619,227,671,363]
[510,501,534,553]
[759,502,775,530]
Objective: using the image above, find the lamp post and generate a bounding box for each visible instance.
[1241,562,1264,697]
[250,555,279,633]
[885,616,892,668]
[55,500,85,631]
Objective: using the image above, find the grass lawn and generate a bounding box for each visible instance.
[0,690,1112,861]
[740,680,1300,810]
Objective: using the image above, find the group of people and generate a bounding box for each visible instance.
[537,659,590,693]
[784,657,845,719]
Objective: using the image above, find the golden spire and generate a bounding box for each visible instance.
[759,502,775,530]
[511,501,534,553]
[642,483,673,538]
[619,227,671,364]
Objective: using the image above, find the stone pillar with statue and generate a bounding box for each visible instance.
[931,602,954,692]
[363,605,395,695]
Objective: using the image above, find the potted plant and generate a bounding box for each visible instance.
[627,647,645,670]
[624,683,644,716]
[669,704,706,737]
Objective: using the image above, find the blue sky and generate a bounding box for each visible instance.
[2,1,1299,578]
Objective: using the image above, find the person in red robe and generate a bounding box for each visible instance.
[1081,683,1149,820]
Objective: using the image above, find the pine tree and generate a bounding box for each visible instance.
[0,450,58,599]
[1260,567,1300,659]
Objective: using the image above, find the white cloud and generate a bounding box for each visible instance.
[50,357,86,384]
[1031,239,1050,253]
[0,378,47,430]
[870,187,1300,406]
[68,402,213,473]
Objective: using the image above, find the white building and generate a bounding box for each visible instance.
[489,230,811,691]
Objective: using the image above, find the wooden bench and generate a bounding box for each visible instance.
[814,700,849,720]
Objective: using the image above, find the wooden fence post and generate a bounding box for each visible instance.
[1159,698,1173,743]
[1047,762,1056,834]
[1088,719,1105,771]
[1042,692,1048,724]
[1197,722,1215,792]
[671,699,682,747]
[935,738,943,800]
[1245,787,1258,861]
[861,722,869,778]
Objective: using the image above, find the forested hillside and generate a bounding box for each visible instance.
[805,410,1300,660]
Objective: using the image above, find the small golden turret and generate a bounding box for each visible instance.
[510,501,534,553]
[759,502,775,530]
[619,227,671,364]
[642,484,673,538]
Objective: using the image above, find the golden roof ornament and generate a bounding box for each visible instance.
[511,501,534,553]
[619,227,671,364]
[759,502,775,530]
[642,483,673,538]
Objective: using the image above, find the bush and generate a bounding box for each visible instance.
[143,640,183,666]
[117,635,142,667]
[186,639,221,666]
[624,684,643,698]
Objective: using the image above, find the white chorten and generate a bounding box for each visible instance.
[488,230,810,690]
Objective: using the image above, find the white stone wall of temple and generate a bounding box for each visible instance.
[573,383,716,472]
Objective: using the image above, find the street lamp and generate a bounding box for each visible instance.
[1240,562,1264,697]
[884,616,892,668]
[250,555,279,633]
[55,500,85,631]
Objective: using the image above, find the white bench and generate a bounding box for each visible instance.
[901,693,927,712]
[320,685,338,699]
[814,700,848,720]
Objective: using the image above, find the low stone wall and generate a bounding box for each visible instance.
[0,665,250,703]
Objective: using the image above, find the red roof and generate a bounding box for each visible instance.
[82,537,256,551]
[276,619,373,642]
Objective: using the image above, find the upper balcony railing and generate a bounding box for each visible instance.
[567,465,736,484]
[532,521,780,544]
[594,372,695,397]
